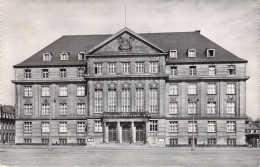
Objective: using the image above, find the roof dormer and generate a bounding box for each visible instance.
[78,52,86,60]
[169,50,177,59]
[188,49,196,58]
[60,52,69,61]
[207,49,215,58]
[43,52,52,61]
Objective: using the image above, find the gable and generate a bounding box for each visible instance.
[87,28,165,55]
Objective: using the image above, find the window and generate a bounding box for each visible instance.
[207,49,215,57]
[59,103,67,115]
[150,120,158,132]
[188,138,197,145]
[108,63,116,74]
[77,103,85,115]
[189,66,197,75]
[77,85,85,96]
[42,122,49,133]
[188,102,197,114]
[169,84,178,95]
[227,102,235,114]
[24,122,32,133]
[24,104,32,115]
[77,139,85,144]
[227,139,236,146]
[42,69,49,78]
[207,121,216,132]
[227,83,236,94]
[95,90,103,113]
[135,62,144,73]
[136,88,144,112]
[150,62,158,73]
[169,121,178,132]
[94,63,103,74]
[78,68,85,77]
[42,138,49,144]
[188,121,197,132]
[78,52,85,60]
[208,66,216,76]
[43,53,51,61]
[188,83,197,94]
[207,83,216,94]
[149,89,158,113]
[42,103,50,115]
[169,50,177,58]
[207,102,216,114]
[170,66,178,76]
[59,122,67,133]
[24,138,32,144]
[95,121,103,132]
[228,65,235,75]
[208,139,216,145]
[227,121,236,132]
[108,89,117,112]
[122,89,130,112]
[59,138,67,144]
[24,86,32,97]
[77,122,85,133]
[42,86,50,96]
[122,62,130,74]
[188,49,196,58]
[169,102,178,114]
[60,52,69,60]
[59,85,67,96]
[24,69,31,78]
[169,139,178,146]
[60,69,66,78]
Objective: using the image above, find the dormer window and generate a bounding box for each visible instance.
[169,50,177,58]
[60,52,69,61]
[228,65,235,75]
[43,53,52,61]
[188,49,196,58]
[207,49,215,58]
[78,52,86,60]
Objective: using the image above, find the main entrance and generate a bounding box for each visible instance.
[108,125,117,142]
[122,125,131,143]
[136,124,145,142]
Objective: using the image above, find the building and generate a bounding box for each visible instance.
[0,105,15,143]
[245,119,260,147]
[12,27,249,146]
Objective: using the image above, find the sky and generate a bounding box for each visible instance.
[1,0,259,119]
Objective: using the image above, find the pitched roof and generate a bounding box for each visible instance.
[14,28,247,67]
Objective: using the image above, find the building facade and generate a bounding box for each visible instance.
[0,105,15,143]
[13,28,249,146]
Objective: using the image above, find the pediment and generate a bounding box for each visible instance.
[87,28,165,55]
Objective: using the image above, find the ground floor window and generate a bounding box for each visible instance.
[24,138,32,144]
[208,138,216,145]
[169,139,178,146]
[149,120,158,132]
[227,138,236,146]
[77,139,85,144]
[188,138,197,145]
[42,138,49,144]
[59,138,67,144]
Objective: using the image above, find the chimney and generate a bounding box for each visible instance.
[195,30,201,33]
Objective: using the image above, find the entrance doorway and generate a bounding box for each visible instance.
[122,125,131,143]
[136,124,145,142]
[108,125,117,142]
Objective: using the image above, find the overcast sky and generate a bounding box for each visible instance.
[1,0,258,119]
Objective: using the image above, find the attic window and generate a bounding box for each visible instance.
[188,49,196,58]
[169,50,177,58]
[43,53,52,61]
[207,49,215,58]
[60,52,69,61]
[78,52,86,60]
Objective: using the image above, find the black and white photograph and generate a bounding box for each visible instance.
[0,0,259,166]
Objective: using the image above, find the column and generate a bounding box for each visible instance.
[145,121,149,144]
[103,122,107,143]
[117,122,121,143]
[131,122,135,144]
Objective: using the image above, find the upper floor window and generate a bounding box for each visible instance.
[42,103,50,116]
[108,89,117,112]
[188,83,197,94]
[149,120,158,132]
[122,62,130,74]
[43,53,52,61]
[42,69,49,78]
[169,102,178,114]
[207,83,216,94]
[188,121,197,132]
[227,83,236,94]
[77,85,85,96]
[228,65,235,75]
[227,102,235,114]
[169,50,177,58]
[122,89,130,112]
[135,62,144,74]
[78,52,86,60]
[207,121,216,132]
[77,122,85,133]
[24,122,32,133]
[108,63,116,74]
[42,86,50,97]
[78,68,85,77]
[60,52,69,61]
[77,103,85,115]
[59,85,67,96]
[59,103,67,115]
[188,102,197,114]
[150,62,158,73]
[24,86,32,97]
[169,121,178,132]
[208,66,216,76]
[95,90,103,113]
[170,66,178,76]
[169,84,178,95]
[24,104,32,115]
[189,66,197,75]
[207,102,216,114]
[95,121,103,132]
[94,63,103,74]
[42,122,49,133]
[136,88,144,112]
[24,69,31,78]
[227,121,236,132]
[207,49,215,58]
[59,122,67,133]
[188,49,196,58]
[60,69,66,78]
[149,88,158,113]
